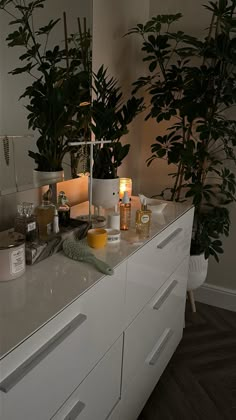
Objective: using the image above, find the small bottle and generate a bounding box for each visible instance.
[15,202,38,242]
[120,191,131,230]
[53,208,60,234]
[14,203,26,236]
[24,203,38,242]
[35,189,55,240]
[57,191,70,227]
[136,198,152,238]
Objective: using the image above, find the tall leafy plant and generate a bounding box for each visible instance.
[0,0,90,171]
[128,0,236,261]
[91,66,143,179]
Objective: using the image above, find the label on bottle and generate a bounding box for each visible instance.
[141,214,150,224]
[10,247,25,274]
[27,221,36,232]
[47,223,52,235]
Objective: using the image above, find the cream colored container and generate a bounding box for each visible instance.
[0,230,25,281]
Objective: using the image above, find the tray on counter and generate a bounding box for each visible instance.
[25,219,91,265]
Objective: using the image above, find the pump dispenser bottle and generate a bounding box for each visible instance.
[136,198,152,238]
[120,191,131,230]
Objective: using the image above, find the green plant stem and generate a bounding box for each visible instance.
[171,161,182,201]
[63,12,69,71]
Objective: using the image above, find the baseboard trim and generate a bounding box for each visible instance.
[194,283,236,312]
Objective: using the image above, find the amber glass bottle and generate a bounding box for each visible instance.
[120,191,131,230]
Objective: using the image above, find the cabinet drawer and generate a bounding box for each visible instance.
[52,335,123,420]
[123,257,188,391]
[0,263,126,420]
[120,316,183,420]
[125,209,193,326]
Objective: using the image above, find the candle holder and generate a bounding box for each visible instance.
[119,178,132,200]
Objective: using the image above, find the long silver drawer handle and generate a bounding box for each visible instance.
[64,400,86,420]
[156,228,183,249]
[0,313,87,393]
[146,328,173,366]
[153,279,178,311]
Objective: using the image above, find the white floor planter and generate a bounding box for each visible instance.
[188,253,209,291]
[33,170,64,186]
[91,178,120,209]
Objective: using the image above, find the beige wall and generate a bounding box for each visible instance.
[92,0,150,195]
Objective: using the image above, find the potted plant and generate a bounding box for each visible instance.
[128,1,236,284]
[0,0,90,183]
[90,65,143,208]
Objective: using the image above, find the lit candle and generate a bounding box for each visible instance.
[119,178,132,199]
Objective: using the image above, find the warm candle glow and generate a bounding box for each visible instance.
[119,178,132,199]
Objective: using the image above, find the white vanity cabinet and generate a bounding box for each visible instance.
[110,208,194,420]
[0,262,126,420]
[51,335,123,420]
[125,209,193,327]
[0,205,194,420]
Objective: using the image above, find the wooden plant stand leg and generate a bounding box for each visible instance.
[188,290,196,313]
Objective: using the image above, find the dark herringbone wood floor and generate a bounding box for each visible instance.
[138,301,236,420]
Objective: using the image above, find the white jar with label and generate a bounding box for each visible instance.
[0,230,25,281]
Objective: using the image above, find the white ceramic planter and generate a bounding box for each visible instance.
[91,178,120,209]
[188,253,209,291]
[33,169,64,186]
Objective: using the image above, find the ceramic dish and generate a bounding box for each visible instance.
[138,194,167,214]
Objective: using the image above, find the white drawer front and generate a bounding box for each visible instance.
[0,263,126,420]
[52,335,123,420]
[123,257,188,391]
[125,209,193,326]
[120,316,183,420]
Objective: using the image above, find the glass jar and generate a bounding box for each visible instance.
[35,200,55,241]
[15,202,38,242]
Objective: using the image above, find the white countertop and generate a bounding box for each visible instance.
[0,198,192,360]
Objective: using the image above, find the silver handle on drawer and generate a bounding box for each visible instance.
[64,400,86,420]
[153,279,178,311]
[0,313,87,393]
[146,328,173,366]
[156,228,183,249]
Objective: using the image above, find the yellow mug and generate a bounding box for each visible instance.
[87,228,107,249]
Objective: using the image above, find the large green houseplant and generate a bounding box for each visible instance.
[91,65,143,179]
[0,0,90,174]
[89,65,142,209]
[128,0,236,262]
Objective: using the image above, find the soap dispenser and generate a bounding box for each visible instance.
[136,198,152,238]
[120,191,131,230]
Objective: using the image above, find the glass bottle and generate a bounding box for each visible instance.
[120,191,131,230]
[35,190,55,240]
[136,198,152,238]
[57,191,70,227]
[15,202,38,242]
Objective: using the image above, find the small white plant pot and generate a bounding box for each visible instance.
[33,170,64,186]
[188,253,209,291]
[91,178,120,209]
